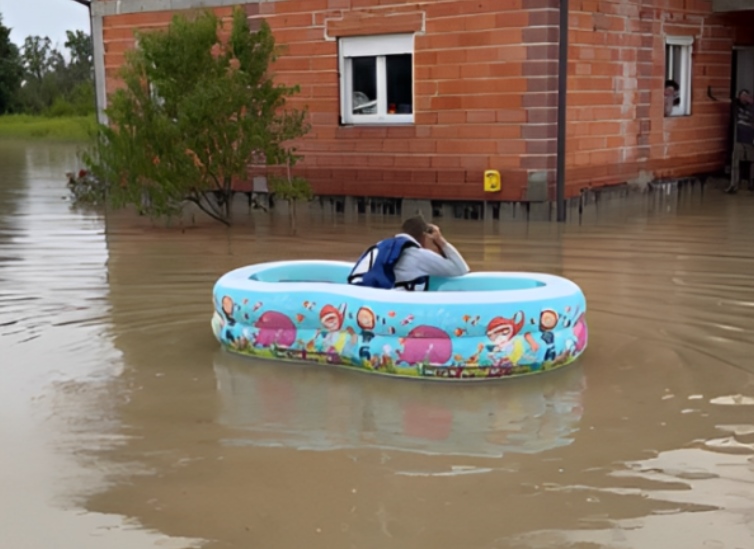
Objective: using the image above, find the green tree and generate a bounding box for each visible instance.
[64,29,93,82]
[52,30,95,116]
[0,14,23,114]
[82,7,310,225]
[18,35,61,113]
[22,35,56,82]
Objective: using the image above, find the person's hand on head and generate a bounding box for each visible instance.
[425,224,449,253]
[426,223,442,239]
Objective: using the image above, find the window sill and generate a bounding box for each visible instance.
[342,115,414,125]
[343,113,415,122]
[340,123,415,128]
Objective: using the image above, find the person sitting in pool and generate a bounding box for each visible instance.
[347,214,469,291]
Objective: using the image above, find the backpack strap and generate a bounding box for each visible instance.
[395,275,430,292]
[347,236,418,289]
[346,243,379,285]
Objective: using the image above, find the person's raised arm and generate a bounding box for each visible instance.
[403,224,469,277]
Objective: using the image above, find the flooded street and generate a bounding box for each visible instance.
[2,139,754,548]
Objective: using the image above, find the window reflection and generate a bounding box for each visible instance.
[351,56,377,115]
[386,53,412,115]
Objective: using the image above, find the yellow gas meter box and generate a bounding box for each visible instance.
[484,170,501,192]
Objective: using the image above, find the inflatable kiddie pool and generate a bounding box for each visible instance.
[211,260,588,380]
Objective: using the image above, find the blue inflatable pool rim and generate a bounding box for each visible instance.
[211,260,588,381]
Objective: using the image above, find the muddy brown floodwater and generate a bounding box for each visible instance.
[1,139,754,549]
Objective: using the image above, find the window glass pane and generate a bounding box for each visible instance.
[670,45,683,83]
[351,56,377,115]
[386,54,412,115]
[664,45,683,116]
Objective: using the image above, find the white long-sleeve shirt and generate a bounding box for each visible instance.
[393,233,470,286]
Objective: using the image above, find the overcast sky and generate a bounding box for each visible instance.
[0,0,90,50]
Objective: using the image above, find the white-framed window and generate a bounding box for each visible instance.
[664,36,693,117]
[338,33,414,125]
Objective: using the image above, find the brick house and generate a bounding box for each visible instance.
[84,0,754,214]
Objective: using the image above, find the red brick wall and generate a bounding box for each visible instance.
[101,1,541,201]
[565,0,735,194]
[101,7,237,97]
[252,0,541,201]
[99,0,747,202]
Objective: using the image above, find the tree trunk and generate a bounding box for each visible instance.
[285,159,296,233]
[188,194,230,226]
[223,175,233,224]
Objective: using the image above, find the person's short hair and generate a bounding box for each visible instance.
[401,214,429,242]
[665,79,679,91]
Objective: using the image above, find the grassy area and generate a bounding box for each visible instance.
[0,114,98,142]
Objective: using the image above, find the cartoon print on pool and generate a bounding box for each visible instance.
[483,311,535,367]
[304,303,342,353]
[486,312,524,351]
[525,309,559,362]
[211,311,225,341]
[213,290,585,378]
[356,306,376,361]
[367,343,399,372]
[396,325,453,366]
[572,312,588,353]
[309,304,357,362]
[252,311,297,349]
[220,295,239,342]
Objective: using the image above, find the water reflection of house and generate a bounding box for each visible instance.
[213,353,586,458]
[84,0,753,213]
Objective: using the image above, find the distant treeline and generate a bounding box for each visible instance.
[0,13,94,117]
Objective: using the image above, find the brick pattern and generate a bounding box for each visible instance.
[565,0,734,193]
[101,6,238,96]
[251,0,534,201]
[325,10,424,37]
[98,0,750,202]
[522,1,560,196]
[101,0,535,200]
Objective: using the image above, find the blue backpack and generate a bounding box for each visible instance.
[347,236,428,291]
